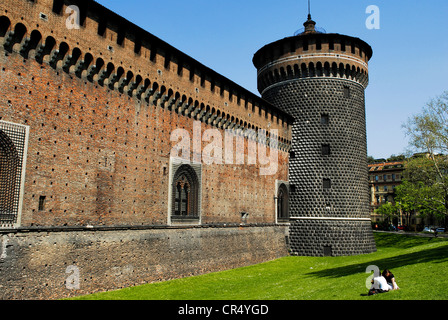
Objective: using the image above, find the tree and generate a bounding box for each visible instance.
[401,157,448,225]
[367,155,376,164]
[394,179,422,228]
[404,91,448,157]
[387,154,406,162]
[375,202,398,225]
[402,91,448,227]
[367,154,405,164]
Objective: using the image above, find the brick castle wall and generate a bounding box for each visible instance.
[0,0,292,227]
[0,0,292,299]
[0,50,289,227]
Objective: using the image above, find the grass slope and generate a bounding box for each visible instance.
[71,233,448,300]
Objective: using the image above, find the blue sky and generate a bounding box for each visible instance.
[95,0,448,160]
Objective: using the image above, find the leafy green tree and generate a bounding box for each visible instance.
[404,91,448,157]
[403,157,448,224]
[387,154,406,162]
[394,180,421,228]
[375,202,398,225]
[367,155,376,164]
[402,91,448,227]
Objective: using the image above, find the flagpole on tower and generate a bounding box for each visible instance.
[308,0,311,18]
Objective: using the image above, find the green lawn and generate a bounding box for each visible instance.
[71,232,448,300]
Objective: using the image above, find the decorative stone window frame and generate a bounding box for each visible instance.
[167,157,202,226]
[0,120,29,229]
[275,180,290,224]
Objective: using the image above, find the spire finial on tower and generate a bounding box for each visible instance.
[303,0,316,33]
[308,0,311,19]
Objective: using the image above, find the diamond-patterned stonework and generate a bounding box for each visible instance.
[263,77,377,256]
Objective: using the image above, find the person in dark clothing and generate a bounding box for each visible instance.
[382,269,399,290]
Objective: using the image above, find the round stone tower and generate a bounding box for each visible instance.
[253,15,377,256]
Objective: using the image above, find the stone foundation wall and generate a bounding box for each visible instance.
[0,225,288,300]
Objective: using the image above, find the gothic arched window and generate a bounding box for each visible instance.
[0,130,20,226]
[174,175,191,216]
[277,183,289,222]
[171,164,199,221]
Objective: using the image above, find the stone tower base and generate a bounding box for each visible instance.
[289,218,377,256]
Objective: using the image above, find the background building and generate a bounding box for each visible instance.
[369,155,447,230]
[368,161,405,223]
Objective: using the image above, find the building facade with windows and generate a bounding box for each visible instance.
[368,161,405,222]
[368,158,444,229]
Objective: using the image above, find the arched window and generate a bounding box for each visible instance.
[174,175,191,216]
[0,122,29,228]
[174,183,181,215]
[171,164,199,221]
[277,183,289,222]
[0,130,20,226]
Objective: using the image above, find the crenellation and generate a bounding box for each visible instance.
[0,0,293,137]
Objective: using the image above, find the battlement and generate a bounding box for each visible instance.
[253,33,372,94]
[0,0,293,149]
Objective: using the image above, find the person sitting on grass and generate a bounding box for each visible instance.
[368,274,390,295]
[382,269,400,290]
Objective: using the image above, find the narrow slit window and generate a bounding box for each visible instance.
[343,86,350,98]
[322,144,331,156]
[323,179,331,189]
[321,114,329,125]
[38,196,46,211]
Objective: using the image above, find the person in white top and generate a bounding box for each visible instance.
[369,275,392,295]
